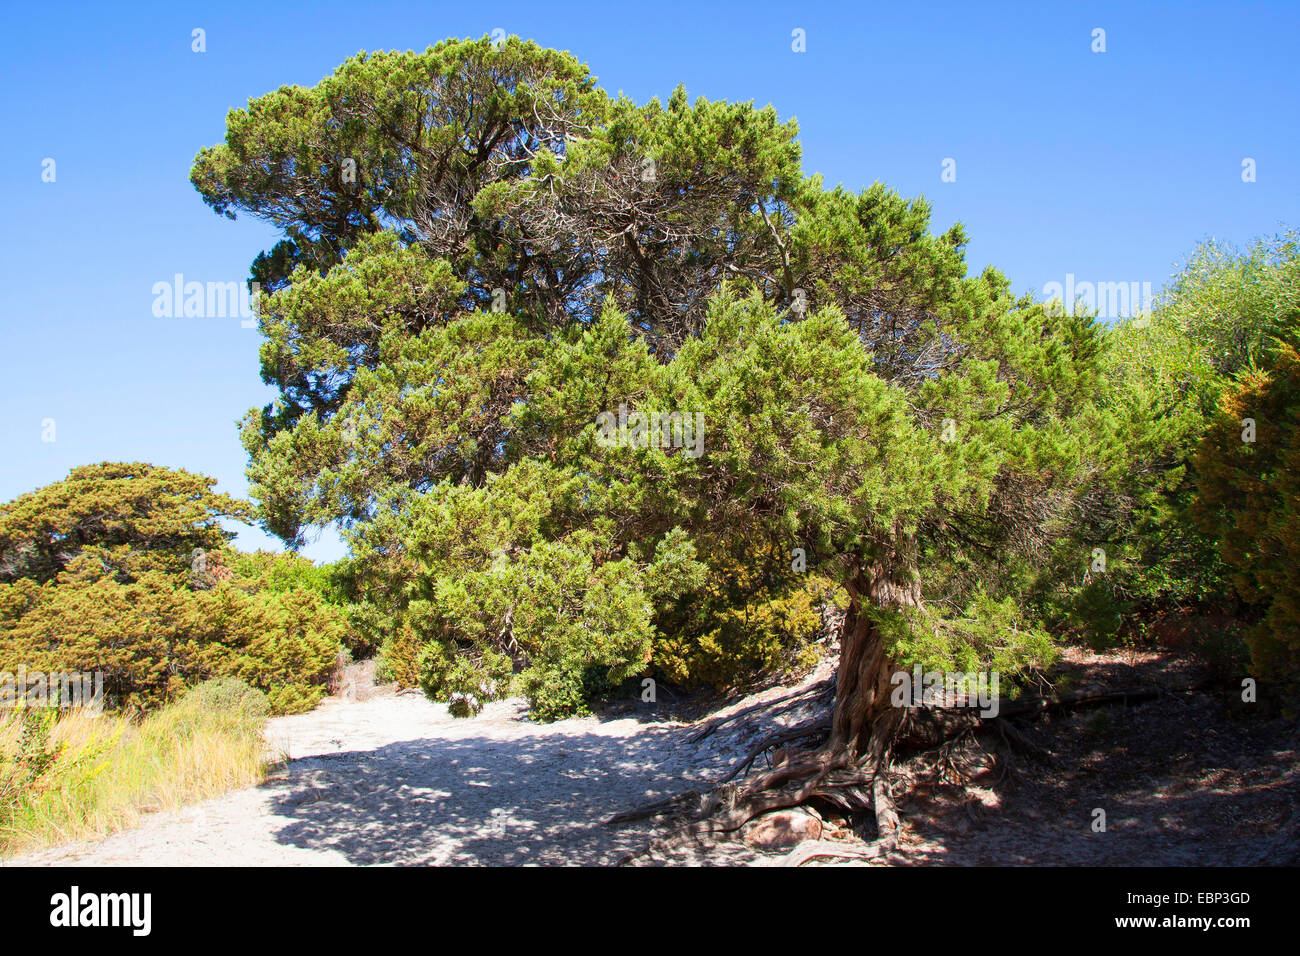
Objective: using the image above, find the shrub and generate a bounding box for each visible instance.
[518,664,588,722]
[1194,324,1300,690]
[414,534,669,720]
[357,464,708,720]
[0,466,349,715]
[232,551,371,658]
[186,584,344,714]
[377,624,426,690]
[1067,578,1132,650]
[1071,232,1300,622]
[654,551,838,689]
[0,688,270,856]
[0,561,344,715]
[417,642,513,718]
[188,677,271,722]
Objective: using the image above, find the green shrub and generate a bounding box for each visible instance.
[188,677,271,722]
[654,551,837,689]
[417,642,513,718]
[0,566,346,716]
[1190,625,1252,681]
[518,664,588,722]
[377,624,426,689]
[1068,578,1132,650]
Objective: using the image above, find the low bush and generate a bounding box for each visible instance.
[653,554,839,690]
[0,679,272,856]
[0,463,347,715]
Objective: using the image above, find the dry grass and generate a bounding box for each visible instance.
[0,681,277,856]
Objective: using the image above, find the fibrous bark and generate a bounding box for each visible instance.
[617,544,922,864]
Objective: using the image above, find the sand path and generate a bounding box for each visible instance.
[3,683,799,866]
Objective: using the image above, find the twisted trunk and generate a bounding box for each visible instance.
[816,543,921,848]
[833,547,922,760]
[617,540,923,863]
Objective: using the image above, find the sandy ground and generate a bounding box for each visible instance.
[5,649,1296,867]
[883,647,1300,866]
[2,675,812,867]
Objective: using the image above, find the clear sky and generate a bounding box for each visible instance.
[3,0,1297,562]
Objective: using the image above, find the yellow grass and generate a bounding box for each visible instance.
[0,686,278,856]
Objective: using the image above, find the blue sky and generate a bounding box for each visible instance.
[2,0,1297,562]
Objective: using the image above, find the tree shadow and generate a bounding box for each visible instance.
[263,722,712,865]
[894,691,1300,866]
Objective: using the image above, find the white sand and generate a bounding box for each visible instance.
[4,673,830,867]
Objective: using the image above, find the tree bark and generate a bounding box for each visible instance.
[615,539,924,862]
[831,543,922,763]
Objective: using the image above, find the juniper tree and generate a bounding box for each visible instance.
[194,36,1117,849]
[0,465,344,713]
[0,462,253,585]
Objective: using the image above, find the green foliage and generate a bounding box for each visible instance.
[358,460,707,719]
[515,665,585,723]
[188,677,271,723]
[1066,579,1132,649]
[193,39,1168,720]
[1063,231,1300,641]
[1160,230,1300,375]
[654,546,836,689]
[1057,323,1205,624]
[0,461,253,585]
[0,467,345,715]
[1,680,270,856]
[1194,323,1300,687]
[375,625,423,689]
[231,550,369,657]
[871,591,1056,681]
[184,583,344,715]
[229,549,334,596]
[418,643,514,718]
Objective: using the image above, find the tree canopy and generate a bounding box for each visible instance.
[192,37,1119,740]
[0,464,346,714]
[0,462,252,586]
[186,35,1299,847]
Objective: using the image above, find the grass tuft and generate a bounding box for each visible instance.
[0,678,276,857]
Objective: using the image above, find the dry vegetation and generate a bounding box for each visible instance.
[0,679,276,856]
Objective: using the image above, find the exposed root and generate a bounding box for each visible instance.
[618,681,1193,864]
[994,717,1045,757]
[616,747,850,864]
[604,788,707,825]
[616,708,904,865]
[898,708,982,752]
[993,681,1215,719]
[781,761,902,867]
[779,837,895,866]
[718,717,832,783]
[934,731,975,785]
[897,681,1217,758]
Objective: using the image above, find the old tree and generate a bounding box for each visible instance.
[193,38,1116,854]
